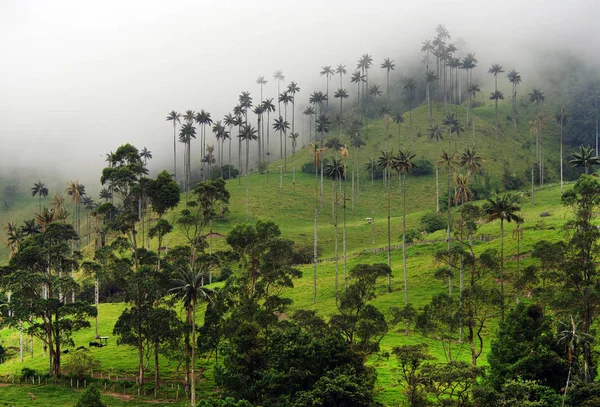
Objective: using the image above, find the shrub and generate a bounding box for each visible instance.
[420,212,446,233]
[64,350,101,380]
[197,398,254,407]
[411,159,434,176]
[402,229,421,244]
[20,367,36,380]
[292,244,321,265]
[211,165,239,180]
[502,171,524,190]
[75,386,106,407]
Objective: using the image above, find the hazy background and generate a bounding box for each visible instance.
[0,0,598,190]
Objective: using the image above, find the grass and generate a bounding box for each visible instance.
[0,97,584,405]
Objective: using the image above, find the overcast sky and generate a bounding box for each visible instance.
[0,0,598,187]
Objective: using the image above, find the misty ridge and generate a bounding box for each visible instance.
[0,0,598,190]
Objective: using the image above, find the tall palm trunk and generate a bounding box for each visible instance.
[173,122,177,180]
[436,140,440,212]
[447,168,452,299]
[495,100,499,145]
[387,167,392,292]
[313,161,318,304]
[500,220,505,321]
[190,304,197,407]
[343,172,348,289]
[246,138,250,222]
[402,173,409,335]
[333,179,339,295]
[560,119,564,193]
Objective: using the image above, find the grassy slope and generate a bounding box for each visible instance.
[0,97,575,405]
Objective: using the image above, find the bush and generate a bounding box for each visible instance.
[197,398,253,407]
[292,244,321,265]
[420,212,446,233]
[301,158,330,175]
[64,350,101,380]
[502,171,524,190]
[20,367,36,380]
[402,229,421,244]
[211,165,239,180]
[75,386,106,407]
[411,159,434,176]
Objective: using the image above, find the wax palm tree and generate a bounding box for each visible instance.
[287,81,300,140]
[166,111,182,179]
[31,181,49,212]
[507,70,522,128]
[140,147,152,166]
[554,106,568,191]
[334,88,349,121]
[253,104,265,167]
[421,39,434,71]
[393,149,416,334]
[403,78,417,149]
[232,113,244,185]
[377,149,395,292]
[170,264,214,407]
[273,69,285,112]
[99,188,112,203]
[446,113,464,152]
[239,92,252,123]
[557,316,594,406]
[240,124,258,221]
[425,70,438,125]
[489,90,505,144]
[320,66,334,110]
[303,105,316,143]
[350,70,366,111]
[452,173,472,204]
[325,157,345,294]
[316,114,331,203]
[570,145,600,175]
[358,54,374,102]
[5,221,23,259]
[309,91,327,117]
[195,110,213,180]
[367,85,382,125]
[429,124,444,212]
[273,115,290,165]
[81,196,94,246]
[438,151,457,299]
[256,76,267,102]
[179,122,197,201]
[36,206,58,231]
[381,58,395,98]
[483,194,521,320]
[529,88,545,107]
[488,63,504,92]
[393,113,405,147]
[335,64,346,89]
[459,148,483,175]
[21,218,42,237]
[261,98,276,171]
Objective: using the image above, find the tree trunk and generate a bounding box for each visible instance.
[387,168,392,292]
[334,180,338,295]
[95,277,99,338]
[402,173,409,335]
[343,173,347,289]
[246,138,250,222]
[447,169,452,299]
[313,162,318,304]
[500,220,505,321]
[191,305,196,407]
[173,123,177,180]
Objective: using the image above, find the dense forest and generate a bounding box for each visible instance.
[2,23,600,407]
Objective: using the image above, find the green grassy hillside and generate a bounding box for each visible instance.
[0,97,580,405]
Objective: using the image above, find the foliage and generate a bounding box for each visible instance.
[410,159,434,176]
[420,211,446,233]
[197,399,254,407]
[74,386,107,407]
[64,349,101,380]
[487,303,567,391]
